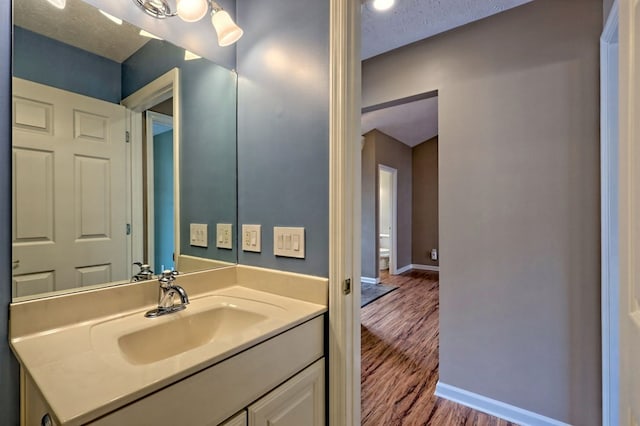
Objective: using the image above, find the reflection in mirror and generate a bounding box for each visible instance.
[11,0,237,301]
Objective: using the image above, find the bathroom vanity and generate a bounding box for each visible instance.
[10,266,328,426]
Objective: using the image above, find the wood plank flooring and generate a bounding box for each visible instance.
[361,270,518,426]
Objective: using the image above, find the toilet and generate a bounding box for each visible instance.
[379,234,390,270]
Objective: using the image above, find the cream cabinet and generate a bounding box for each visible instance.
[219,411,247,426]
[248,359,324,426]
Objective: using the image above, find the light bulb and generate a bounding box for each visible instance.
[372,0,394,11]
[46,0,66,9]
[177,0,208,22]
[211,10,243,47]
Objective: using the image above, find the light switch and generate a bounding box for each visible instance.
[273,227,305,258]
[216,223,233,249]
[242,224,261,252]
[190,223,208,248]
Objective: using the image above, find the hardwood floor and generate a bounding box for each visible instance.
[361,270,518,426]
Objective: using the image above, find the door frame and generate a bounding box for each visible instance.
[601,2,619,426]
[378,164,398,275]
[328,0,361,424]
[121,68,181,269]
[145,111,173,272]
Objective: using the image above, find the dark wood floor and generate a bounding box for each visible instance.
[361,270,518,426]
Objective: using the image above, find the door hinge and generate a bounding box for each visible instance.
[343,278,351,295]
[126,224,131,235]
[125,131,130,143]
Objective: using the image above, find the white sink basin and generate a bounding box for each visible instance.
[118,306,268,365]
[90,290,290,367]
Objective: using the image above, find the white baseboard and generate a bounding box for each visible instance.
[361,276,380,285]
[394,264,411,274]
[435,382,570,426]
[411,263,440,272]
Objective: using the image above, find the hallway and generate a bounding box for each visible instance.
[361,270,517,425]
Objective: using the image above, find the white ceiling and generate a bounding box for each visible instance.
[361,0,532,146]
[362,96,438,147]
[14,0,149,63]
[361,0,533,60]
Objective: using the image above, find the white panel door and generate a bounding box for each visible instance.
[619,0,640,424]
[12,78,128,297]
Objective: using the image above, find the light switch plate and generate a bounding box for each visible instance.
[216,223,233,249]
[273,227,305,258]
[190,223,208,247]
[242,224,261,252]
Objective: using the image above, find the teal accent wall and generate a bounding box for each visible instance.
[153,130,175,271]
[236,0,330,277]
[123,40,238,264]
[13,26,121,103]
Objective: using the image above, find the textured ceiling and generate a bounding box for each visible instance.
[362,97,438,147]
[14,0,149,63]
[361,0,532,59]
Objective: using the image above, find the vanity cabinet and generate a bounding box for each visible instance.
[248,359,324,426]
[220,411,247,426]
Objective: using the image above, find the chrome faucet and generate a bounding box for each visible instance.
[145,270,190,318]
[131,262,154,282]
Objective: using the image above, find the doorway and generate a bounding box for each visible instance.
[378,165,397,274]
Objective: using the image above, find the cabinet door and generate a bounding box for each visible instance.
[248,359,324,426]
[219,411,247,426]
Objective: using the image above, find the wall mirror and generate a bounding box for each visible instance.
[11,0,238,301]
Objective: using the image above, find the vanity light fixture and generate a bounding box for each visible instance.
[132,0,243,46]
[99,10,123,25]
[45,0,65,9]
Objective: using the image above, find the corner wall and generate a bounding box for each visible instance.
[412,137,438,268]
[363,0,602,424]
[236,0,330,277]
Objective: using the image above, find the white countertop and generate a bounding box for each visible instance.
[11,285,326,425]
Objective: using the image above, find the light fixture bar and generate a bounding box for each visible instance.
[132,0,176,19]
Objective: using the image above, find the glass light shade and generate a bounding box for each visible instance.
[372,0,394,11]
[46,0,66,9]
[211,11,243,47]
[176,0,208,22]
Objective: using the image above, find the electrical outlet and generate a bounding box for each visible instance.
[431,249,438,261]
[190,223,208,247]
[216,223,233,249]
[242,224,261,252]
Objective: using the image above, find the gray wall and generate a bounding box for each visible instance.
[361,130,412,279]
[412,137,438,268]
[236,0,330,277]
[361,133,377,279]
[363,0,601,424]
[2,3,19,425]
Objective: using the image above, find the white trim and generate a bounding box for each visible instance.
[328,0,361,423]
[121,68,181,265]
[145,111,173,272]
[378,164,398,275]
[360,276,380,285]
[435,382,571,426]
[410,264,440,272]
[395,264,412,274]
[600,3,619,426]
